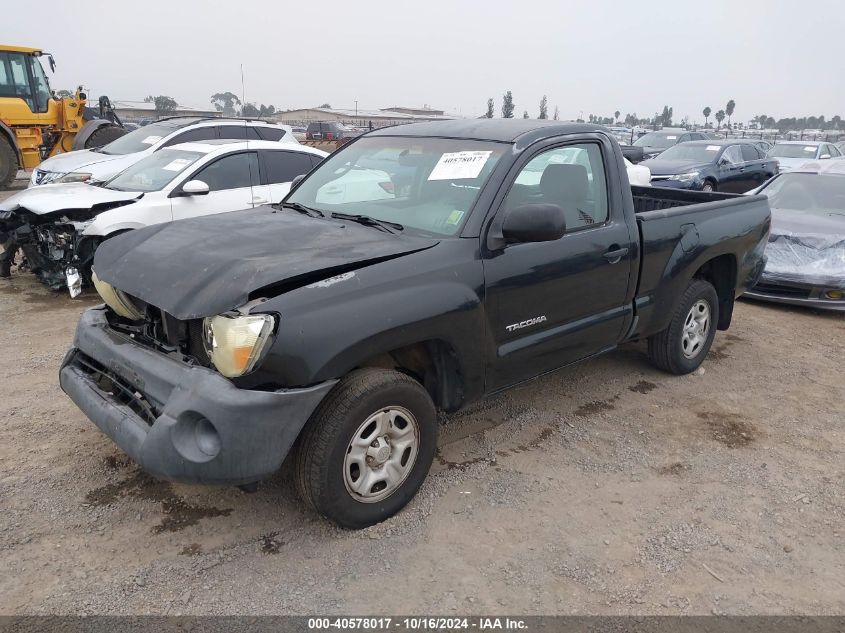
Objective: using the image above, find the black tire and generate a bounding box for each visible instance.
[83,125,127,149]
[295,368,437,529]
[647,279,719,375]
[701,180,716,192]
[0,136,18,189]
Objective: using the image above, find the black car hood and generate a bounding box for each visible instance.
[641,159,709,175]
[94,206,439,319]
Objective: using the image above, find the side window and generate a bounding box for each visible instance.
[218,125,262,141]
[192,152,259,192]
[163,126,217,147]
[721,146,743,165]
[830,145,842,157]
[505,143,608,231]
[4,53,33,109]
[310,154,325,168]
[262,151,315,184]
[740,144,760,161]
[256,126,285,141]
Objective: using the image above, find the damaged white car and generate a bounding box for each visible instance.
[0,139,327,295]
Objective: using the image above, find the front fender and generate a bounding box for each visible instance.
[83,220,146,237]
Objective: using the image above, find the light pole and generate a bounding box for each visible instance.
[354,100,358,117]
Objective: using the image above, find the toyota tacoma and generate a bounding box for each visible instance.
[60,120,771,528]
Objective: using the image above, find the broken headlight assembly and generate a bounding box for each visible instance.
[91,269,145,321]
[202,313,276,378]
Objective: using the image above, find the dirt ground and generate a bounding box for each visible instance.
[1,187,844,616]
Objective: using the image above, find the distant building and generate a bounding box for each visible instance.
[273,105,457,127]
[110,100,221,122]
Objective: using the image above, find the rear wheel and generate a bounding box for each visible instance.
[647,279,719,375]
[295,368,437,529]
[0,136,18,189]
[83,125,127,149]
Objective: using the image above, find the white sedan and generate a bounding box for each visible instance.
[1,140,327,294]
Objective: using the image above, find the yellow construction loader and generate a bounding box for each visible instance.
[0,44,126,187]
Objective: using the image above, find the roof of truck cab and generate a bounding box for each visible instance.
[0,45,42,54]
[367,119,606,143]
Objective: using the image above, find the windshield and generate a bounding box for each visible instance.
[657,143,723,162]
[104,148,205,192]
[28,55,52,113]
[633,132,678,149]
[761,173,845,216]
[285,136,506,237]
[97,122,177,155]
[768,144,819,159]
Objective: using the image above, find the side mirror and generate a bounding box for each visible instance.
[290,174,306,189]
[718,157,730,167]
[181,180,209,196]
[502,204,567,244]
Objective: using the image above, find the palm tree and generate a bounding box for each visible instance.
[702,106,711,127]
[726,100,736,128]
[715,109,725,129]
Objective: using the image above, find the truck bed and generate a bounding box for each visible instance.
[631,185,741,213]
[630,186,771,339]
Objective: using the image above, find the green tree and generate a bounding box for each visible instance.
[523,110,529,119]
[145,95,178,113]
[318,103,332,108]
[702,106,711,127]
[553,106,559,120]
[715,109,725,128]
[539,95,548,119]
[660,105,673,127]
[726,99,736,127]
[259,104,276,117]
[485,98,495,118]
[241,102,260,117]
[614,110,620,123]
[211,92,242,116]
[501,91,514,118]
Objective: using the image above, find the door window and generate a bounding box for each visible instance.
[163,126,218,147]
[262,150,315,184]
[740,144,760,161]
[27,55,51,113]
[0,53,34,109]
[721,145,743,165]
[192,152,260,191]
[505,144,608,231]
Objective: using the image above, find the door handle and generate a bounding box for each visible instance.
[603,246,629,263]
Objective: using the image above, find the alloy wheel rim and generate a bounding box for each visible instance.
[343,406,420,503]
[681,299,711,359]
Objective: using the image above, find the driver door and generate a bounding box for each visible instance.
[716,145,745,192]
[171,151,267,220]
[483,141,635,391]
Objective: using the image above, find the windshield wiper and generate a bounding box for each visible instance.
[330,212,403,233]
[278,201,324,218]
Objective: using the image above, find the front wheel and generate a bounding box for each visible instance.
[295,368,437,529]
[0,136,17,189]
[647,279,719,374]
[83,125,128,149]
[701,181,716,192]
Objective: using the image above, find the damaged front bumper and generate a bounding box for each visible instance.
[60,307,337,485]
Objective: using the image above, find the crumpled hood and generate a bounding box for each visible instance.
[762,208,845,288]
[0,182,142,216]
[642,158,708,176]
[94,207,440,319]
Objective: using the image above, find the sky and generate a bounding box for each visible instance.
[5,0,843,125]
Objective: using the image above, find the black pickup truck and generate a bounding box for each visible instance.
[60,120,771,528]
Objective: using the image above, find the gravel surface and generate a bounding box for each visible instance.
[1,187,844,615]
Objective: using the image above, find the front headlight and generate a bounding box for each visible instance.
[669,171,700,182]
[55,172,93,184]
[203,313,276,378]
[91,270,145,321]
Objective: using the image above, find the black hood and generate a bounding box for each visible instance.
[94,207,439,319]
[641,158,709,175]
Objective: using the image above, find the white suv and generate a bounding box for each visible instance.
[30,117,296,187]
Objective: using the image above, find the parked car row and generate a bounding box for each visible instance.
[1,117,325,293]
